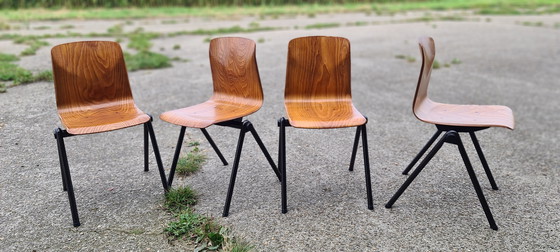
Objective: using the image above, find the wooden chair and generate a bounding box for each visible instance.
[278,36,373,213]
[160,37,279,217]
[385,37,514,230]
[51,41,168,227]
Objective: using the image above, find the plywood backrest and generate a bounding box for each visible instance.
[285,36,352,102]
[209,37,263,106]
[51,41,134,114]
[413,36,436,114]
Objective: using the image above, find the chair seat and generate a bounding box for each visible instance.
[414,100,514,129]
[285,100,366,129]
[59,104,150,135]
[160,100,261,128]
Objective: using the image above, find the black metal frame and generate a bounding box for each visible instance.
[277,117,373,214]
[167,117,280,217]
[53,115,169,227]
[385,125,499,230]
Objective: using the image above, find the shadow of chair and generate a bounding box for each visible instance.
[385,36,514,230]
[277,36,373,213]
[160,37,279,217]
[51,41,168,227]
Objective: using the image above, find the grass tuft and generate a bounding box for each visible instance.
[304,22,340,29]
[176,147,206,176]
[433,60,441,69]
[124,51,171,71]
[164,186,197,213]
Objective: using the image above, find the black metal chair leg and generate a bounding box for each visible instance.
[145,120,169,191]
[222,123,248,217]
[144,124,149,172]
[247,122,281,181]
[54,129,68,191]
[201,128,229,166]
[385,131,448,208]
[278,117,288,214]
[402,129,443,175]
[55,128,80,227]
[168,126,186,188]
[455,132,498,230]
[349,126,361,171]
[469,132,499,190]
[361,124,374,210]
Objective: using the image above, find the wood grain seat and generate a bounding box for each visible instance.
[278,36,373,214]
[160,99,261,128]
[58,104,150,135]
[284,100,366,129]
[414,102,514,130]
[385,36,515,231]
[161,37,279,217]
[51,41,168,227]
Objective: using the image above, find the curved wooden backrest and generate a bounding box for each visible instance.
[285,36,352,103]
[209,37,263,107]
[413,36,436,117]
[51,41,136,116]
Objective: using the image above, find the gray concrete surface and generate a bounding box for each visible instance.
[1,12,559,251]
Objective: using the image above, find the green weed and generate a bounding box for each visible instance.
[347,21,369,26]
[304,22,340,29]
[433,60,441,69]
[164,186,198,213]
[0,83,6,93]
[188,141,200,147]
[395,54,416,63]
[176,147,206,176]
[33,25,50,30]
[12,36,49,56]
[107,24,125,36]
[171,24,275,37]
[0,61,33,85]
[124,51,171,71]
[60,24,75,29]
[0,22,11,30]
[33,70,53,82]
[0,53,18,62]
[127,29,159,51]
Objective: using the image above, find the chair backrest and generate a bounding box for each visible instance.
[51,41,136,115]
[413,36,436,117]
[285,36,352,103]
[208,37,263,107]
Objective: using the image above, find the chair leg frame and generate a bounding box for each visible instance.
[166,117,280,217]
[278,117,373,214]
[53,116,168,227]
[386,127,499,230]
